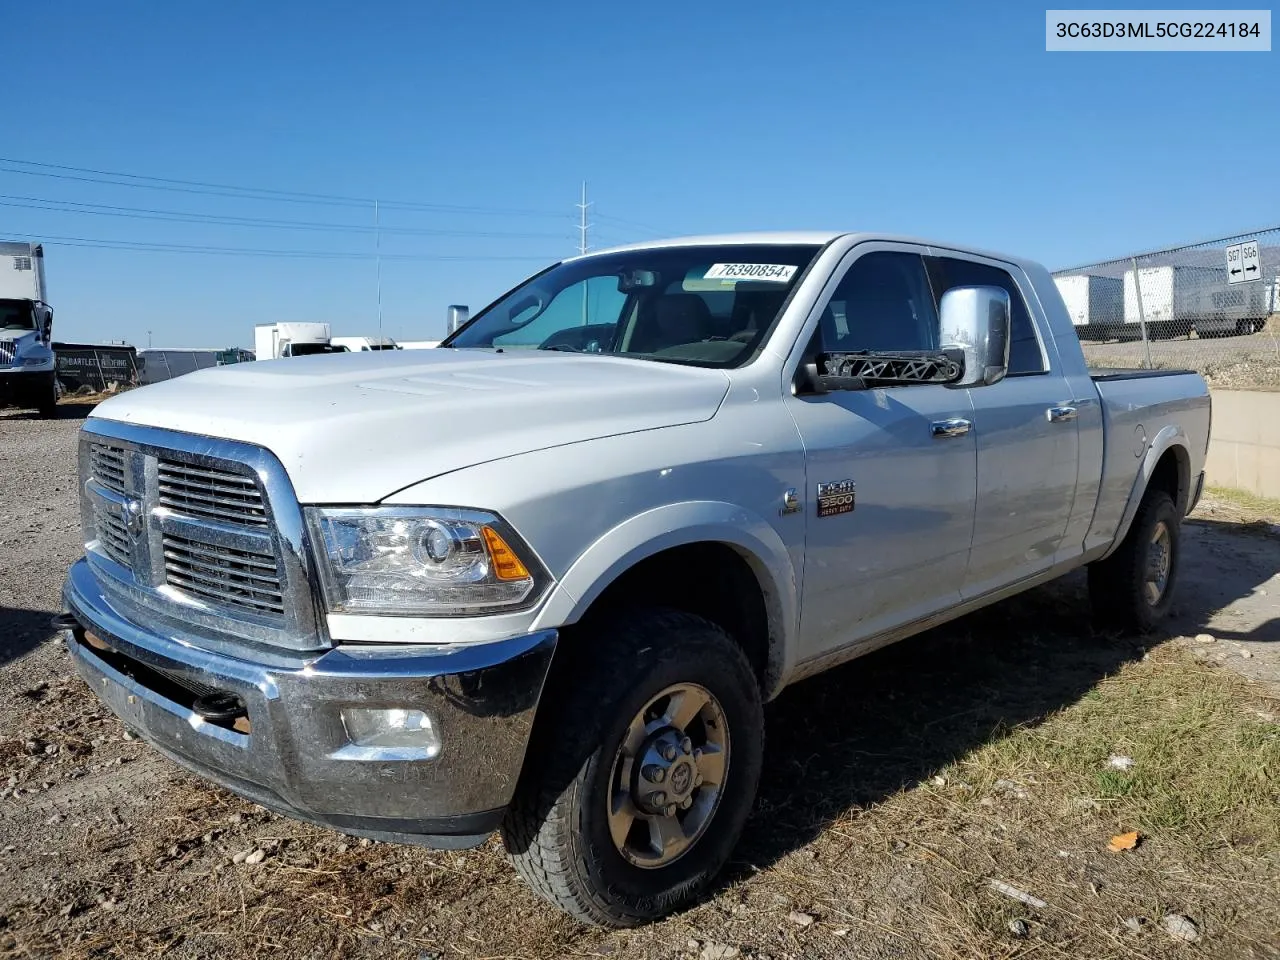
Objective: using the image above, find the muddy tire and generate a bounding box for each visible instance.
[502,609,763,927]
[1089,489,1180,633]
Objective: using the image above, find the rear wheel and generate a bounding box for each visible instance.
[502,609,763,927]
[1089,489,1180,633]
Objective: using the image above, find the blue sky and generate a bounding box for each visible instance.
[4,0,1275,347]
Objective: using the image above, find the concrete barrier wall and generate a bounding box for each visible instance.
[1204,389,1280,499]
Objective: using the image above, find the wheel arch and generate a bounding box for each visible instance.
[532,501,798,699]
[1101,428,1191,561]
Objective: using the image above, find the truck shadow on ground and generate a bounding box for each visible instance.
[0,607,58,667]
[0,401,96,422]
[731,518,1280,878]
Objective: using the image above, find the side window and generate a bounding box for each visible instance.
[927,257,1047,375]
[819,252,939,354]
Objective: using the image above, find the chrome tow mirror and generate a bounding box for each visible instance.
[939,285,1011,387]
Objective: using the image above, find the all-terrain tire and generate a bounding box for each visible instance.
[1089,489,1180,633]
[501,609,763,927]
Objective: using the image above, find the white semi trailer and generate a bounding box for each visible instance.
[254,322,339,359]
[1124,264,1272,339]
[0,241,57,416]
[1053,274,1124,340]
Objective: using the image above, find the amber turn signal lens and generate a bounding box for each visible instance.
[481,526,531,581]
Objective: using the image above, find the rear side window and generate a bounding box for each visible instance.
[926,257,1046,375]
[819,252,939,353]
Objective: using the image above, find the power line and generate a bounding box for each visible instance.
[0,156,569,218]
[0,193,571,239]
[4,231,557,262]
[594,212,668,237]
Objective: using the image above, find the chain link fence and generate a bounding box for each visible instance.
[1052,226,1280,388]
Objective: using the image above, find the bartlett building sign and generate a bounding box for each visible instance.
[53,342,140,393]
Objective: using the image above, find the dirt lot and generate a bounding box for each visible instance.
[2,405,1278,960]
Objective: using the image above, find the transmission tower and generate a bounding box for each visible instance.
[575,181,592,255]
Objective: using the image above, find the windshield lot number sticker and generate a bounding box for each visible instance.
[705,263,797,282]
[816,479,856,517]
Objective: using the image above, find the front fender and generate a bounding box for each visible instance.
[529,500,798,698]
[1101,424,1190,561]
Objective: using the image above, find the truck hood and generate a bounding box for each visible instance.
[90,349,731,502]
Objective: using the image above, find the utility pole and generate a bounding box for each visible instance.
[147,330,152,348]
[374,199,383,338]
[576,181,592,325]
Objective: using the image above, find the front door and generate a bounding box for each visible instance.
[786,247,978,664]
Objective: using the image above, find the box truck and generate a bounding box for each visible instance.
[254,322,340,359]
[1053,274,1124,340]
[0,241,57,416]
[1124,264,1271,339]
[330,335,400,351]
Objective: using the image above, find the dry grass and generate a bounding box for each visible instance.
[1196,486,1280,527]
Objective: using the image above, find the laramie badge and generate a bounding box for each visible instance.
[816,480,856,517]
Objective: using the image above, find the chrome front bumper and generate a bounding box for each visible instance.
[62,558,556,847]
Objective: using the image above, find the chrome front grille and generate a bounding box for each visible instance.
[157,460,269,528]
[79,422,322,651]
[89,443,128,496]
[0,341,14,365]
[162,535,284,615]
[92,499,133,568]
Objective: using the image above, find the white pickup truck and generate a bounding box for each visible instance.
[60,232,1210,926]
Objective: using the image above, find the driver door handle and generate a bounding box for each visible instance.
[931,418,972,439]
[1047,405,1078,423]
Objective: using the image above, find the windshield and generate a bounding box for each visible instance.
[0,299,36,331]
[446,244,822,367]
[287,342,347,356]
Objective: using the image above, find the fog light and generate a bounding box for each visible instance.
[336,707,441,761]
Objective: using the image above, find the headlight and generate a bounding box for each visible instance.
[305,507,546,616]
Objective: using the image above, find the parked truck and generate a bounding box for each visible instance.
[0,241,57,416]
[1124,263,1271,339]
[60,232,1211,927]
[1053,273,1124,340]
[330,335,400,352]
[253,322,339,359]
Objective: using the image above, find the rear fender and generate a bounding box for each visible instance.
[1100,426,1190,561]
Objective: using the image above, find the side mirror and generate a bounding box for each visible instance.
[447,304,470,333]
[939,285,1010,387]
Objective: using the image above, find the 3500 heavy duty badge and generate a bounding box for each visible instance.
[816,479,855,517]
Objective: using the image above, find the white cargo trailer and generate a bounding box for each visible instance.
[1124,264,1271,339]
[254,322,338,359]
[0,240,57,416]
[1053,274,1124,340]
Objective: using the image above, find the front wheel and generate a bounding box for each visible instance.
[36,374,59,418]
[502,610,763,927]
[1089,489,1180,633]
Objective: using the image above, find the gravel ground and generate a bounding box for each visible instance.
[2,403,1278,959]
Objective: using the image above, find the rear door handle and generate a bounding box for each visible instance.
[931,418,972,439]
[1047,405,1078,423]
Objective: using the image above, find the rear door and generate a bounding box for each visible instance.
[926,254,1080,597]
